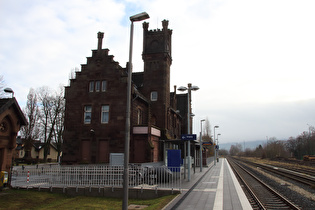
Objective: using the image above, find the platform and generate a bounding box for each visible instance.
[164,158,252,210]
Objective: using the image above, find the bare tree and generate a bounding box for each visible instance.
[286,136,299,158]
[20,88,40,161]
[37,86,65,162]
[37,86,55,162]
[201,117,213,156]
[254,144,265,158]
[229,143,242,156]
[284,130,315,160]
[265,137,289,159]
[0,75,6,98]
[203,117,212,141]
[52,85,65,160]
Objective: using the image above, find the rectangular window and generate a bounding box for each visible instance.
[101,105,109,123]
[137,108,143,125]
[95,81,100,92]
[101,80,107,92]
[84,105,92,124]
[151,91,158,101]
[89,81,94,92]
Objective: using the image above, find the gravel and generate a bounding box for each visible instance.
[242,161,315,209]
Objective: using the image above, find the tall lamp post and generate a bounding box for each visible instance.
[200,119,205,172]
[123,12,149,210]
[213,125,219,165]
[217,133,221,145]
[217,133,221,162]
[178,83,199,181]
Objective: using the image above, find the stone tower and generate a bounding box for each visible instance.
[142,20,172,130]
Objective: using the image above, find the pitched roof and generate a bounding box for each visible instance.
[176,93,188,118]
[0,98,27,126]
[132,72,144,88]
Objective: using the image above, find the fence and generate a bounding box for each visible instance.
[10,164,182,191]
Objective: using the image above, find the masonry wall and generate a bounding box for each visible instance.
[0,99,26,173]
[62,46,128,164]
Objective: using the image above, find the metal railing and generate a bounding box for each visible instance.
[11,164,181,190]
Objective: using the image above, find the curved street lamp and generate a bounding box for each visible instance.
[123,12,149,210]
[217,133,221,162]
[200,119,205,172]
[4,88,14,98]
[213,125,219,165]
[217,133,221,144]
[178,83,199,181]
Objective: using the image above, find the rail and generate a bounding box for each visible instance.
[227,157,301,210]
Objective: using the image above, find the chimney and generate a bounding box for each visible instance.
[97,32,104,50]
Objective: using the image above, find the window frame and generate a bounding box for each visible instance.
[95,81,100,92]
[101,105,110,124]
[84,105,92,124]
[101,80,107,92]
[151,91,158,101]
[89,81,94,92]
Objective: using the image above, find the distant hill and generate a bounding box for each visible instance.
[219,140,266,151]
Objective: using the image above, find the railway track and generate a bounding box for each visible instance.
[235,157,315,188]
[283,166,315,177]
[227,157,301,210]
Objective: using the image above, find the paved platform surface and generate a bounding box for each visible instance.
[164,158,252,210]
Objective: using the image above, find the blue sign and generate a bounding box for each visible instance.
[181,134,197,140]
[167,150,181,172]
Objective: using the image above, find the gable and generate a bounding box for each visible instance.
[0,98,27,126]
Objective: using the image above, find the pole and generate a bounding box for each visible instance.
[214,127,216,166]
[200,130,202,172]
[183,141,186,179]
[217,134,220,162]
[200,120,204,172]
[178,83,198,181]
[123,20,134,210]
[187,84,191,181]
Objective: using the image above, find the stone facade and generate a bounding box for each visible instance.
[0,98,27,173]
[62,20,187,164]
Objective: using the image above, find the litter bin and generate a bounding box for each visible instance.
[0,171,8,188]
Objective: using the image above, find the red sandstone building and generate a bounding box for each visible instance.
[0,98,27,173]
[62,20,190,164]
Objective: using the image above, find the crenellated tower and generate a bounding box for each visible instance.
[142,20,172,131]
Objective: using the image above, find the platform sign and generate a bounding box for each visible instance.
[181,134,197,141]
[202,142,213,146]
[167,150,181,172]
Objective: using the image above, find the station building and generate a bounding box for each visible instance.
[62,20,192,164]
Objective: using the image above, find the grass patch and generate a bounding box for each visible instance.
[0,189,178,210]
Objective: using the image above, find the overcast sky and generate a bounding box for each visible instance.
[1,0,314,143]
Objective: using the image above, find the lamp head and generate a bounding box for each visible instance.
[130,12,150,22]
[201,119,205,122]
[191,86,199,91]
[4,88,13,93]
[4,87,14,97]
[214,125,219,129]
[177,86,187,92]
